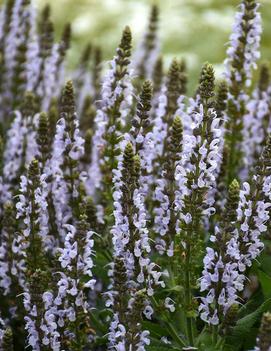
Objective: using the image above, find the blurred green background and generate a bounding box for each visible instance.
[32,0,271,89]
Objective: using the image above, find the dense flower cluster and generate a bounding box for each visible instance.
[0,0,270,350]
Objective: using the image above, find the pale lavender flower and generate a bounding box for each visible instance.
[153,178,170,238]
[132,5,160,79]
[23,290,61,351]
[108,314,126,351]
[175,105,221,226]
[136,330,151,351]
[25,35,40,93]
[2,110,39,203]
[0,6,5,41]
[175,95,191,133]
[3,111,28,184]
[50,116,85,239]
[152,96,188,244]
[108,142,164,351]
[2,0,23,87]
[147,85,168,167]
[232,182,270,271]
[39,291,61,351]
[54,223,96,333]
[224,2,262,87]
[111,150,163,290]
[25,5,40,92]
[200,167,271,325]
[16,171,52,253]
[0,252,11,295]
[87,49,134,194]
[2,0,34,108]
[0,315,5,344]
[0,203,21,296]
[241,87,270,179]
[23,292,41,351]
[40,44,61,111]
[164,297,175,312]
[199,232,245,325]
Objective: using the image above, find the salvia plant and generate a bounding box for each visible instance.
[0,0,271,350]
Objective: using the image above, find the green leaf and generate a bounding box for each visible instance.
[258,270,271,299]
[236,298,271,331]
[226,298,271,349]
[92,336,108,347]
[163,285,183,293]
[242,328,259,350]
[89,311,108,335]
[257,250,271,274]
[147,339,180,351]
[142,321,167,338]
[196,330,214,350]
[237,290,263,319]
[147,347,179,351]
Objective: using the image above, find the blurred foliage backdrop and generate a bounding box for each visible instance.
[31,0,271,89]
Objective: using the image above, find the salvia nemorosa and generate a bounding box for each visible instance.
[0,0,270,350]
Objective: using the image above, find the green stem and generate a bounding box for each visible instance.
[227,120,238,185]
[151,296,186,348]
[166,322,186,348]
[195,325,206,347]
[212,325,218,346]
[184,243,194,346]
[215,336,224,350]
[89,311,107,334]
